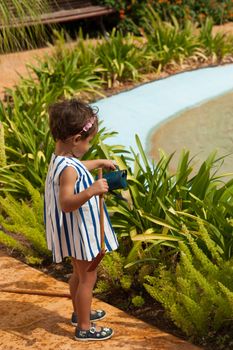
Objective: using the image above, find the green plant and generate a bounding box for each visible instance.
[100,1,233,26]
[0,31,129,195]
[190,0,233,25]
[131,295,145,307]
[199,17,233,61]
[0,122,6,167]
[142,7,204,69]
[94,251,133,293]
[0,229,29,257]
[96,0,128,11]
[0,176,50,264]
[31,45,103,100]
[144,230,233,339]
[108,135,233,271]
[96,29,148,87]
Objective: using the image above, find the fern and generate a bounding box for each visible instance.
[198,220,223,265]
[94,279,110,294]
[180,247,217,298]
[0,230,42,264]
[170,303,195,336]
[144,229,233,338]
[218,282,233,313]
[120,274,133,290]
[187,233,218,275]
[99,251,125,281]
[178,293,207,334]
[0,229,27,254]
[131,295,145,307]
[95,251,133,294]
[176,276,197,300]
[0,180,50,264]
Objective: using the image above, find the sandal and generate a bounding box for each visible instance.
[75,322,114,341]
[71,309,106,326]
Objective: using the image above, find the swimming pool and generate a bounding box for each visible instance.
[94,64,233,170]
[149,90,233,174]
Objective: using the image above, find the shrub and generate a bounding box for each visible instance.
[98,1,233,26]
[142,7,204,69]
[0,176,50,264]
[96,29,148,87]
[94,251,134,294]
[108,136,233,271]
[199,17,233,61]
[144,229,233,339]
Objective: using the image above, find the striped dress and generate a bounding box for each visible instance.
[44,154,119,263]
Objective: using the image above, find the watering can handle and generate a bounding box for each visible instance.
[98,168,105,253]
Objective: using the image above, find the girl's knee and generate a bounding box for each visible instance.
[78,271,97,288]
[68,271,78,285]
[71,258,97,284]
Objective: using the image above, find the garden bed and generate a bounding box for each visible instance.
[1,18,233,350]
[1,21,233,100]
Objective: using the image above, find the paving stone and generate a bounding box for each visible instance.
[0,253,201,350]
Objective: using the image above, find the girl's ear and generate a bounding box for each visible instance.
[73,134,81,144]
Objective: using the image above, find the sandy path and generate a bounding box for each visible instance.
[0,46,54,96]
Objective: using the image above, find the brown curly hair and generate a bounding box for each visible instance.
[48,99,98,141]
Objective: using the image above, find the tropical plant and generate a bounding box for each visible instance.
[142,7,204,69]
[107,135,233,270]
[96,28,148,87]
[0,0,51,53]
[144,230,233,339]
[0,92,127,194]
[199,17,233,61]
[0,30,130,195]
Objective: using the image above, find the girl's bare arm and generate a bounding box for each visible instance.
[81,159,116,171]
[59,167,108,213]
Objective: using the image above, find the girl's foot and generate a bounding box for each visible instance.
[71,310,106,326]
[75,322,114,341]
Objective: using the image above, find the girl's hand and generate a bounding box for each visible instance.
[101,159,117,170]
[89,179,109,196]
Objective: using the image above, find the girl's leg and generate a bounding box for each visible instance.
[69,259,79,313]
[72,258,97,330]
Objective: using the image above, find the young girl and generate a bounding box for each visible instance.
[44,98,119,341]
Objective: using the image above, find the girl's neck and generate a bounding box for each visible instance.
[54,140,75,157]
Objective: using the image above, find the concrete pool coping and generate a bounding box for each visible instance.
[94,64,233,154]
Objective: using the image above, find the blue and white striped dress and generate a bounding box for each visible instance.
[44,154,119,263]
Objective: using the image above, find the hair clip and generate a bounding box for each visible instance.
[81,117,95,133]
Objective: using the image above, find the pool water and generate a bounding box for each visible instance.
[95,64,233,174]
[149,90,233,174]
